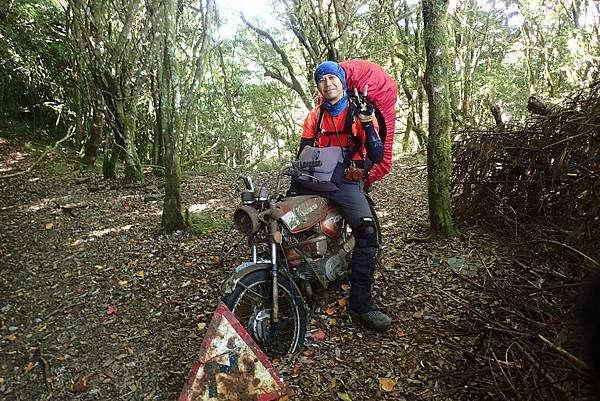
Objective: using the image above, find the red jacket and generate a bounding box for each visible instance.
[301,103,379,162]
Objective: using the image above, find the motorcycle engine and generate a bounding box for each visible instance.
[285,229,354,291]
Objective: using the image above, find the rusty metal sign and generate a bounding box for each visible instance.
[179,302,288,401]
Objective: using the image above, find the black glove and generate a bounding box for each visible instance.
[354,87,374,125]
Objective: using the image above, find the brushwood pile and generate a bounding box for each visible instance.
[453,81,599,255]
[446,81,599,399]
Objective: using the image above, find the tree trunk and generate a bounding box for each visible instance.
[151,74,164,168]
[82,89,104,165]
[160,0,185,232]
[422,0,456,236]
[490,103,504,128]
[117,99,144,181]
[102,124,119,179]
[73,81,85,148]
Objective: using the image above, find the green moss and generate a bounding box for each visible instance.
[50,161,72,176]
[186,210,229,235]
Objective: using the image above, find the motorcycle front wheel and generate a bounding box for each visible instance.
[223,269,306,358]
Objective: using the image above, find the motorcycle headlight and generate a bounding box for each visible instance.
[233,205,260,236]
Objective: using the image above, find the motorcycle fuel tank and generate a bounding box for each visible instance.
[319,210,343,240]
[276,196,329,234]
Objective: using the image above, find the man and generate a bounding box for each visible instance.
[291,61,392,331]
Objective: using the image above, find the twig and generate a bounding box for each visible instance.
[541,131,589,150]
[34,346,52,392]
[524,239,599,269]
[537,334,590,371]
[514,342,569,399]
[405,233,433,243]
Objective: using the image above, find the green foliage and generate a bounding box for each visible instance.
[0,0,72,135]
[2,0,598,173]
[185,210,229,235]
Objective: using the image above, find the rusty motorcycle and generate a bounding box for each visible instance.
[221,161,381,357]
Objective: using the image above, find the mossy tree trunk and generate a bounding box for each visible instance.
[422,0,456,236]
[68,0,153,181]
[117,98,144,182]
[160,0,185,232]
[81,88,104,165]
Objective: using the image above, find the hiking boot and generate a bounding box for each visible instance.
[349,304,393,331]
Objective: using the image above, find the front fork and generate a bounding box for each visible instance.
[249,219,281,326]
[269,219,281,326]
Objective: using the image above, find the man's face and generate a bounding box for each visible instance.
[317,74,344,104]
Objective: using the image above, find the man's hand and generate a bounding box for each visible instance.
[355,86,373,123]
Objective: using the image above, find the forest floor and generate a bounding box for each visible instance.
[0,134,587,401]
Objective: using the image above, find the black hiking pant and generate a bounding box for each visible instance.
[300,178,379,313]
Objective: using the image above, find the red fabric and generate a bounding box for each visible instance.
[340,60,397,187]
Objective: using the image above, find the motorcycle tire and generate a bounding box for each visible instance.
[223,269,306,357]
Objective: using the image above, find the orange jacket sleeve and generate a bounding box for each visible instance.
[301,107,319,140]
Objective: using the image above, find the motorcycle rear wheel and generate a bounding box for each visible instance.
[223,270,306,357]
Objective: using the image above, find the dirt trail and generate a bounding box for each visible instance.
[0,137,516,400]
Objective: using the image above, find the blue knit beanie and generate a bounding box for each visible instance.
[314,61,347,90]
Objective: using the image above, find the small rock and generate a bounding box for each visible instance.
[8,326,18,332]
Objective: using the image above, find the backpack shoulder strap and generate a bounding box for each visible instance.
[344,101,366,161]
[344,101,355,136]
[315,104,325,142]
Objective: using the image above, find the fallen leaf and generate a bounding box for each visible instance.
[94,265,104,269]
[118,280,128,286]
[338,297,349,307]
[197,322,206,331]
[396,330,406,337]
[337,392,352,401]
[24,361,35,373]
[300,356,316,364]
[106,306,118,315]
[378,377,396,392]
[45,222,53,230]
[310,329,326,342]
[326,306,337,315]
[71,375,91,393]
[103,370,116,380]
[6,334,17,342]
[0,377,4,385]
[134,270,145,278]
[341,283,351,291]
[328,318,338,325]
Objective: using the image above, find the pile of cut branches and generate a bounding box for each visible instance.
[452,81,599,254]
[448,82,600,399]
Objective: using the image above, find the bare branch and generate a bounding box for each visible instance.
[241,13,312,109]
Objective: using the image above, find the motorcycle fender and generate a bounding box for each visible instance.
[221,262,307,311]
